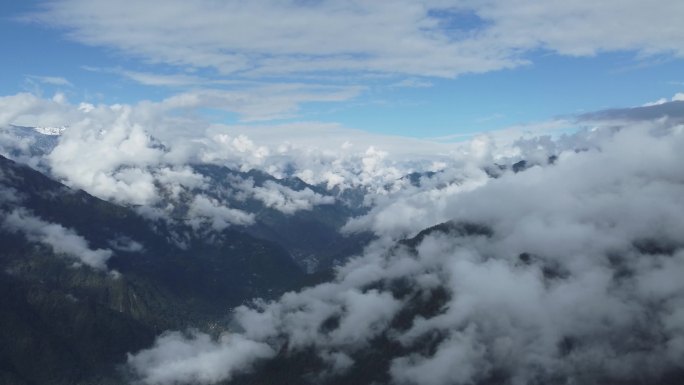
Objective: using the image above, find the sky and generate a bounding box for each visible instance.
[1,0,684,138]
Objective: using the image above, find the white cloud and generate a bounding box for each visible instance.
[643,97,669,107]
[1,208,112,270]
[245,180,335,215]
[329,289,401,346]
[391,328,487,385]
[23,0,684,80]
[47,105,165,205]
[127,330,275,385]
[643,92,684,106]
[188,195,255,230]
[22,0,511,78]
[0,93,80,128]
[157,84,363,122]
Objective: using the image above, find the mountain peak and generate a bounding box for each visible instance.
[33,126,67,136]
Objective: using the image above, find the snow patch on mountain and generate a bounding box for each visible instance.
[33,126,67,136]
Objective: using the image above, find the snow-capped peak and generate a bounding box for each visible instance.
[33,126,67,136]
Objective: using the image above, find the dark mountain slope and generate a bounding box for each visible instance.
[0,155,306,384]
[185,164,373,271]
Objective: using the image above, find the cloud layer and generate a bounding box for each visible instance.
[24,0,684,79]
[127,118,684,384]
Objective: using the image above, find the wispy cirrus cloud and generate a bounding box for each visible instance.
[25,75,73,87]
[157,84,365,122]
[80,65,364,121]
[82,66,205,87]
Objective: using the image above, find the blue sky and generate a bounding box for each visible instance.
[1,0,683,138]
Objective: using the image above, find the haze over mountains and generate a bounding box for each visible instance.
[1,96,683,384]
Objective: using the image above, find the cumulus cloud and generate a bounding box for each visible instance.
[1,92,474,215]
[46,104,167,204]
[0,93,81,128]
[128,119,684,384]
[1,208,113,270]
[127,330,275,385]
